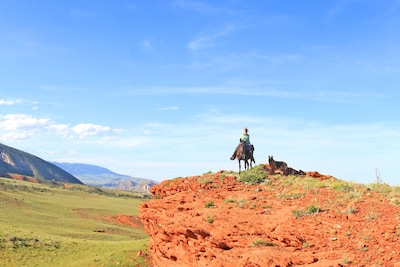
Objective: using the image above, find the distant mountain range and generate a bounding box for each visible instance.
[0,143,82,184]
[0,143,157,193]
[52,162,158,193]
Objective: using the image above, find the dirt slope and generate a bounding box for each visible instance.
[139,167,400,267]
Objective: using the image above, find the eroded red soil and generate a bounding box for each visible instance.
[139,170,400,267]
[103,214,143,228]
[8,173,38,183]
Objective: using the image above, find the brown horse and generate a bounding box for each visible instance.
[231,142,255,173]
[268,155,288,175]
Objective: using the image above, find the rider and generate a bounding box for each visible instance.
[240,127,250,148]
[230,127,252,160]
[240,127,251,159]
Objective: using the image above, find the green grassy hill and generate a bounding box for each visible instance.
[0,177,151,267]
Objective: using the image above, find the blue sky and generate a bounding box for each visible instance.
[1,1,399,185]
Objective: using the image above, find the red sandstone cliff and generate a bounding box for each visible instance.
[139,168,400,267]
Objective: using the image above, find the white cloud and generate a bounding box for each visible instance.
[0,114,50,132]
[0,113,117,141]
[0,99,20,105]
[71,123,111,139]
[49,123,71,138]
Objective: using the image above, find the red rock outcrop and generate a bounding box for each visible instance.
[140,169,400,267]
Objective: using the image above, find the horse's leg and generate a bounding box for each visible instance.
[245,152,251,170]
[238,159,241,173]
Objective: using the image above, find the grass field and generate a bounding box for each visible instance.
[0,177,151,267]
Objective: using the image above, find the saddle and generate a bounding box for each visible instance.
[242,143,254,159]
[230,142,255,162]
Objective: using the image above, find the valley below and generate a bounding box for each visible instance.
[0,178,151,267]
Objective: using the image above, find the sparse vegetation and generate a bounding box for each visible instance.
[251,239,275,247]
[224,198,237,203]
[198,177,212,185]
[292,205,320,219]
[205,201,215,208]
[395,225,400,237]
[237,199,248,208]
[342,204,357,214]
[306,205,320,214]
[342,257,351,264]
[366,210,380,220]
[278,191,305,200]
[249,203,257,209]
[292,209,304,219]
[206,214,214,223]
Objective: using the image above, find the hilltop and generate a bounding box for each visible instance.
[0,143,82,184]
[139,165,400,267]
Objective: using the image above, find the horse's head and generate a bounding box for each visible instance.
[268,155,276,168]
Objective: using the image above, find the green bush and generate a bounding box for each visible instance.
[237,165,269,185]
[205,201,215,208]
[306,205,320,214]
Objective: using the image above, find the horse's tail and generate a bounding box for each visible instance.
[230,144,240,160]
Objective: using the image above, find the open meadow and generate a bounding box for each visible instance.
[0,177,151,267]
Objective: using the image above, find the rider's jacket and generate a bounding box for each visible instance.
[240,134,250,144]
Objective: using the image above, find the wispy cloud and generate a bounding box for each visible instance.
[325,0,352,21]
[124,84,383,104]
[0,99,21,105]
[188,25,235,51]
[69,8,97,19]
[160,106,179,111]
[249,52,302,65]
[141,39,152,51]
[40,85,89,93]
[172,0,215,13]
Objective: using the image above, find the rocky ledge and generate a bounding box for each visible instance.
[139,165,400,267]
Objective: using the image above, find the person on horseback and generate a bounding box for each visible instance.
[240,127,252,159]
[230,127,253,160]
[240,127,250,148]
